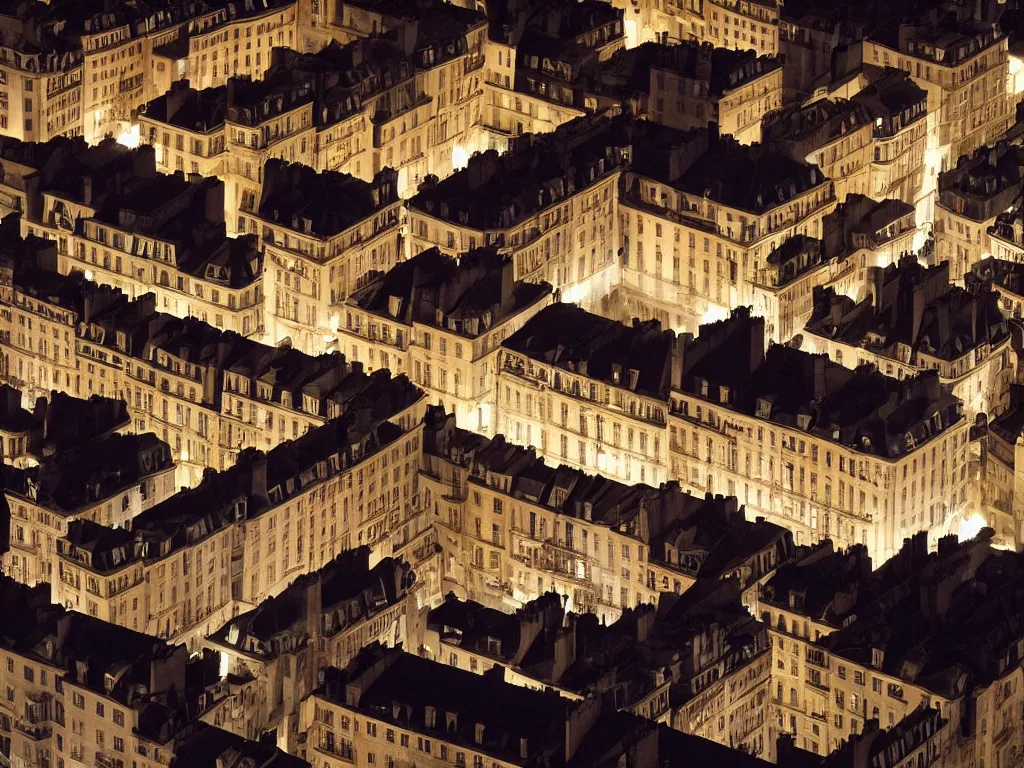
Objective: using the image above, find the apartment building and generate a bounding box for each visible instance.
[934,142,1024,283]
[180,0,298,91]
[54,384,426,650]
[0,42,83,143]
[777,706,953,768]
[591,42,782,145]
[421,407,661,619]
[777,12,857,103]
[204,549,414,751]
[803,258,1012,419]
[0,134,90,218]
[240,159,403,355]
[862,11,1011,169]
[973,384,1024,547]
[988,206,1024,266]
[0,573,308,768]
[0,387,177,590]
[0,139,265,336]
[668,309,971,565]
[616,134,835,342]
[497,303,675,486]
[273,40,422,189]
[409,113,711,305]
[0,385,34,465]
[763,100,875,204]
[0,229,424,483]
[420,405,790,621]
[477,0,621,151]
[316,0,489,185]
[763,71,928,208]
[855,70,931,208]
[661,579,774,760]
[298,643,666,768]
[421,595,675,724]
[749,195,918,346]
[338,246,553,435]
[761,530,1024,767]
[223,71,318,231]
[142,6,487,203]
[138,80,229,179]
[973,254,1024,322]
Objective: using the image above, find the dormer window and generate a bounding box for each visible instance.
[719,385,729,405]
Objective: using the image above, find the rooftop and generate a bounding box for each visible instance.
[207,548,414,660]
[806,257,1009,362]
[256,160,400,240]
[501,303,677,400]
[672,138,830,215]
[675,309,966,460]
[348,246,552,335]
[409,113,709,232]
[316,644,569,763]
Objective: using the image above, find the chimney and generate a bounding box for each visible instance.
[305,573,323,639]
[550,626,576,683]
[133,144,157,179]
[203,180,226,225]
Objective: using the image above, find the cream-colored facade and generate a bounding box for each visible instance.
[0,602,194,768]
[635,49,782,146]
[420,426,662,623]
[497,335,671,488]
[669,374,971,566]
[756,543,1024,764]
[0,46,83,143]
[184,1,298,91]
[699,0,781,56]
[3,449,177,592]
[239,163,403,355]
[802,320,1013,421]
[862,23,1011,172]
[479,38,586,152]
[616,150,836,341]
[337,253,553,436]
[55,406,426,651]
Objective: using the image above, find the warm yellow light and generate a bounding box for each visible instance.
[700,306,729,325]
[116,125,141,149]
[959,514,987,541]
[452,144,471,171]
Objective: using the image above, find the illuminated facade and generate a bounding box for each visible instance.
[409,114,711,308]
[934,142,1024,283]
[54,381,426,650]
[338,247,553,436]
[669,309,971,566]
[591,42,782,146]
[203,549,414,750]
[862,14,1011,175]
[0,384,177,591]
[615,135,835,342]
[497,303,674,488]
[239,160,403,355]
[803,259,1012,420]
[759,533,1024,765]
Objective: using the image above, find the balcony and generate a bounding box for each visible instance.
[804,678,829,693]
[13,721,52,741]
